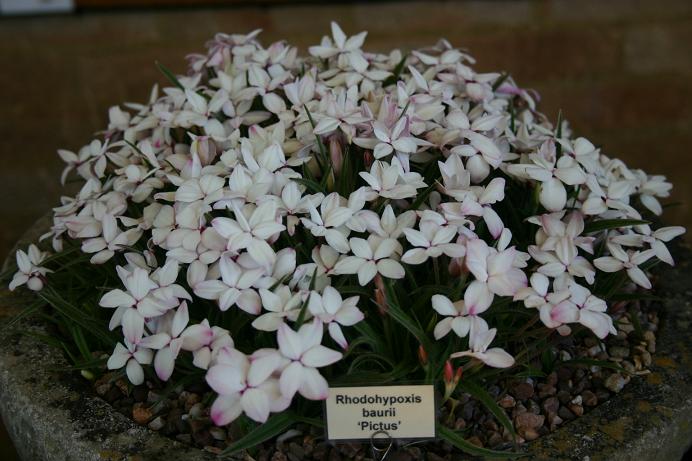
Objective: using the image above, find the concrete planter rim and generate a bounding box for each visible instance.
[1,216,691,461]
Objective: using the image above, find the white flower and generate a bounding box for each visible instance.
[637,173,672,216]
[81,214,142,264]
[300,193,353,253]
[360,205,416,241]
[9,244,51,292]
[401,213,466,265]
[309,22,369,73]
[567,282,616,339]
[360,158,427,200]
[252,285,303,331]
[107,339,153,385]
[277,320,342,400]
[507,139,586,212]
[194,254,263,314]
[431,294,488,340]
[138,301,190,381]
[212,202,285,269]
[333,236,405,286]
[206,347,290,424]
[181,320,234,370]
[99,266,179,344]
[465,238,528,307]
[308,286,364,349]
[594,246,656,289]
[457,178,507,238]
[450,322,514,368]
[311,86,369,140]
[610,226,685,266]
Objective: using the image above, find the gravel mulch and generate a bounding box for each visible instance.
[92,300,658,460]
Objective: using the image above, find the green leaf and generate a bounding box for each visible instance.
[384,280,433,353]
[491,72,510,91]
[155,61,185,91]
[409,181,437,210]
[459,380,516,439]
[583,219,649,234]
[437,425,522,458]
[382,53,408,87]
[220,412,297,457]
[292,177,326,195]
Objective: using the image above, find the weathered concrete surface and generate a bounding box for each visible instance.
[0,219,691,460]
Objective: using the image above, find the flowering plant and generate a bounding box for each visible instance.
[6,23,685,454]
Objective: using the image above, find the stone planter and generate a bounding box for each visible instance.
[1,219,691,461]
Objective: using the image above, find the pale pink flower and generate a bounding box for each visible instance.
[308,286,364,349]
[333,236,405,286]
[107,340,153,385]
[450,322,514,368]
[207,347,289,424]
[277,320,342,400]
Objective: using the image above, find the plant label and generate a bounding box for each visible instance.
[324,384,436,441]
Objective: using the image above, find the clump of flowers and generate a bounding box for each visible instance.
[7,23,685,442]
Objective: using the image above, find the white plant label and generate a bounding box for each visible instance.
[324,384,436,441]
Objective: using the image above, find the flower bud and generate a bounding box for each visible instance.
[328,134,344,176]
[190,135,218,166]
[363,149,374,169]
[443,361,463,401]
[418,345,428,366]
[448,258,462,278]
[443,360,454,384]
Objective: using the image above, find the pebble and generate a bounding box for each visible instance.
[288,442,305,460]
[557,390,572,404]
[208,427,225,441]
[148,416,165,431]
[542,397,559,415]
[498,394,516,408]
[512,382,534,400]
[604,373,629,393]
[568,403,584,417]
[641,350,652,366]
[609,346,630,359]
[132,403,153,424]
[188,402,205,418]
[520,428,540,441]
[95,383,110,396]
[558,406,575,421]
[515,412,544,430]
[582,390,598,407]
[466,436,483,447]
[103,386,122,404]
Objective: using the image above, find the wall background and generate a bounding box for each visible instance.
[0,1,691,458]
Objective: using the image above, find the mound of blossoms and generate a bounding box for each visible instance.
[9,23,686,428]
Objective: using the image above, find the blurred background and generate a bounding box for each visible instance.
[0,0,690,458]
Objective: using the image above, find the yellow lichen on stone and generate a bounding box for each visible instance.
[653,356,677,368]
[647,372,663,385]
[636,400,652,412]
[599,416,631,442]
